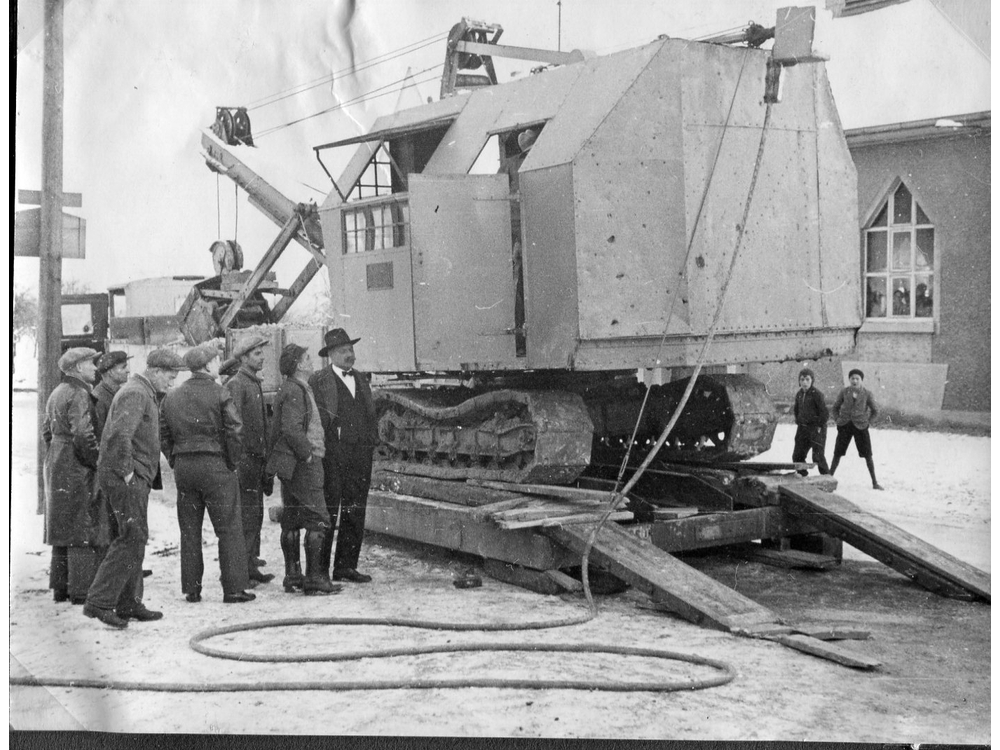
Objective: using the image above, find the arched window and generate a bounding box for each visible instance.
[863,182,934,320]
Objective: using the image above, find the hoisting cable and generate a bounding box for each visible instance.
[215,173,222,238]
[607,48,753,492]
[580,49,772,591]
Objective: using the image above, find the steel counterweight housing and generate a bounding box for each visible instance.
[318,35,860,376]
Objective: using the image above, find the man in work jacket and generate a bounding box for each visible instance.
[84,347,184,629]
[43,347,107,605]
[308,328,379,584]
[161,343,254,604]
[225,334,273,584]
[267,344,339,595]
[91,351,131,440]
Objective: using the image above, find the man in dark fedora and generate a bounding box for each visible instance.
[308,329,379,583]
[225,334,274,584]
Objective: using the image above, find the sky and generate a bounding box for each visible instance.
[12,0,989,313]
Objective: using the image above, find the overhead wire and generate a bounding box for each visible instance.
[245,31,448,112]
[252,64,443,140]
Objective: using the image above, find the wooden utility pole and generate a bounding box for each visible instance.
[37,0,65,513]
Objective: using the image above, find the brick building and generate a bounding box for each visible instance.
[752,0,990,413]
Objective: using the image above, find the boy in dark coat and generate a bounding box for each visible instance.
[791,367,830,476]
[831,368,884,490]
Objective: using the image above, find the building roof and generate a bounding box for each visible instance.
[845,110,990,146]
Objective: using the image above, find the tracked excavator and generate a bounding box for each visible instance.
[191,9,861,487]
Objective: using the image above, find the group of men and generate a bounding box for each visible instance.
[41,328,377,630]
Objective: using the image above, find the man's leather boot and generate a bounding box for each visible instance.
[281,529,304,593]
[302,530,341,596]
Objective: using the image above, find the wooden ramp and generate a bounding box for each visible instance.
[546,521,780,632]
[779,484,990,602]
[545,521,880,669]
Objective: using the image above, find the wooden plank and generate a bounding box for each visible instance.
[482,559,563,595]
[791,624,871,641]
[366,490,577,569]
[779,484,990,601]
[733,474,839,508]
[372,471,525,507]
[545,522,780,632]
[650,507,699,520]
[670,460,813,473]
[471,479,619,506]
[737,543,840,570]
[470,497,534,518]
[642,506,824,553]
[764,634,881,670]
[496,510,633,530]
[545,569,583,592]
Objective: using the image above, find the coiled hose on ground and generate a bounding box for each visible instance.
[11,607,735,693]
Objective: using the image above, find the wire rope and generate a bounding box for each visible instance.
[253,65,443,140]
[580,48,773,590]
[246,32,448,112]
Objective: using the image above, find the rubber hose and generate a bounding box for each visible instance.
[13,618,734,693]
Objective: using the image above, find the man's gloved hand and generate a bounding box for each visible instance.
[262,472,275,497]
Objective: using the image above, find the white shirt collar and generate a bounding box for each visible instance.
[331,363,353,378]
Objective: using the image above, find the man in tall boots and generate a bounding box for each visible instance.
[225,334,274,584]
[267,344,340,595]
[309,329,379,584]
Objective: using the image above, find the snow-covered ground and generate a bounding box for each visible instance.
[6,391,991,739]
[757,423,991,572]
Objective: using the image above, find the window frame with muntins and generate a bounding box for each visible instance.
[862,180,935,326]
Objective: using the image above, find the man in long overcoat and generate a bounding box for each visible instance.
[84,348,184,629]
[308,329,379,583]
[225,334,273,584]
[43,347,108,604]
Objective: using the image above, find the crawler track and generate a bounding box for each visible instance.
[374,389,594,484]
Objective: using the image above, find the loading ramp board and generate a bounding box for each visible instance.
[778,484,990,602]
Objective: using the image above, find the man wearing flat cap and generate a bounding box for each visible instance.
[308,329,379,584]
[84,347,184,629]
[225,334,273,584]
[161,343,255,604]
[43,347,107,605]
[92,351,131,440]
